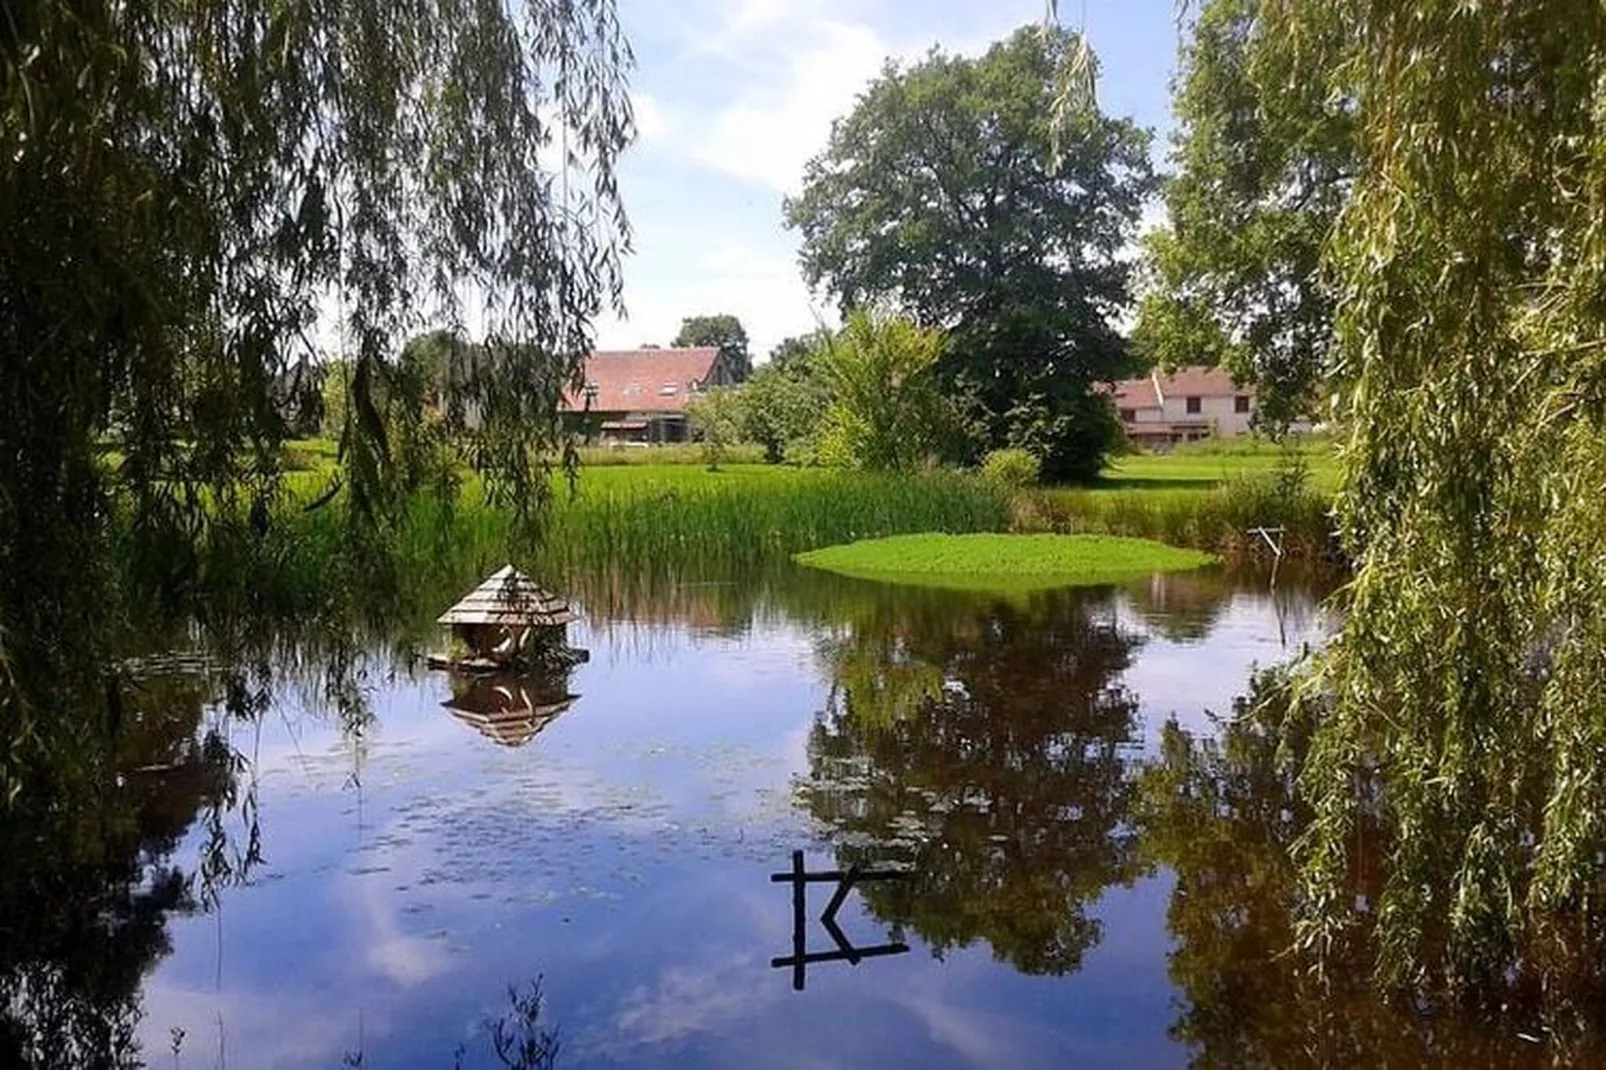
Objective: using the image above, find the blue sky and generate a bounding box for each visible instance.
[594,0,1186,357]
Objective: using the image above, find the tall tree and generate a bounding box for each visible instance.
[672,313,751,381]
[1245,0,1606,1005]
[1132,0,1355,428]
[766,331,828,376]
[0,2,632,791]
[785,26,1154,482]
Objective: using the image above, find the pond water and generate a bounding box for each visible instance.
[17,562,1557,1066]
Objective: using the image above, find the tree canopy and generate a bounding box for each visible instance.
[0,1,633,790]
[785,26,1154,482]
[1132,0,1354,428]
[672,313,752,381]
[1241,0,1606,1008]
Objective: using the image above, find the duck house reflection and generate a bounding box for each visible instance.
[440,673,578,748]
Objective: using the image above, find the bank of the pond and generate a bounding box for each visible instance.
[794,533,1216,591]
[1017,476,1339,562]
[155,466,1012,625]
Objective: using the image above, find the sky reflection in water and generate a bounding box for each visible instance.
[128,565,1332,1068]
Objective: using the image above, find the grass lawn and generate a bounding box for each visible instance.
[794,532,1216,592]
[1100,435,1339,492]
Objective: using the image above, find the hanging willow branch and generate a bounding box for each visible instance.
[0,1,633,784]
[1241,0,1606,1008]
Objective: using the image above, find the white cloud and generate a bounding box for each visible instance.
[687,18,888,194]
[594,231,835,356]
[632,91,673,144]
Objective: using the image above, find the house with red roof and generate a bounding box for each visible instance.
[563,346,739,443]
[1111,366,1255,449]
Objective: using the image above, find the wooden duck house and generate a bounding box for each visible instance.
[429,565,588,672]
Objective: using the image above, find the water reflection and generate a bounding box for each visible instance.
[16,555,1602,1066]
[1144,678,1606,1067]
[800,585,1145,976]
[0,669,243,1068]
[439,671,579,749]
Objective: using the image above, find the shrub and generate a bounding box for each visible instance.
[980,448,1041,488]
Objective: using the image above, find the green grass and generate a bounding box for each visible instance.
[1101,435,1339,491]
[190,462,1012,625]
[1020,474,1335,559]
[1000,434,1344,561]
[794,533,1216,592]
[542,466,1009,576]
[574,443,766,466]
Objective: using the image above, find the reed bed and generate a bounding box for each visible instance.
[124,465,1008,627]
[540,467,1009,576]
[1019,473,1338,560]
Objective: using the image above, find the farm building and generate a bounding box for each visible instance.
[563,346,741,444]
[1111,366,1256,449]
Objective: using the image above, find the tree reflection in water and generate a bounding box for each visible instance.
[0,667,248,1068]
[799,585,1147,975]
[1143,673,1606,1068]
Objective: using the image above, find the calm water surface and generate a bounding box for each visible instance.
[117,566,1338,1066]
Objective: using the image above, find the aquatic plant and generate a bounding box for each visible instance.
[794,533,1214,591]
[1022,472,1336,560]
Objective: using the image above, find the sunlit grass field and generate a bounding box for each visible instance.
[1099,435,1340,491]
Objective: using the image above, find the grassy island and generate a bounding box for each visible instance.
[794,533,1216,591]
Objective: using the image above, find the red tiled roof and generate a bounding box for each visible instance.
[1113,377,1159,409]
[564,347,721,414]
[1154,365,1244,399]
[1110,365,1247,411]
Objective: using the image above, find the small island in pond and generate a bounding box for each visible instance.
[794,533,1216,592]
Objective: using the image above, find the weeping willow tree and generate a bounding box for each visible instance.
[1244,0,1606,1005]
[0,3,632,794]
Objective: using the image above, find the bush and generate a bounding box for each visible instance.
[980,448,1041,488]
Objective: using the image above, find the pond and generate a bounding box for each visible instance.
[9,562,1563,1066]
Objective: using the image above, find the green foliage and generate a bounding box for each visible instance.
[1026,472,1335,559]
[0,0,633,793]
[1241,0,1606,1000]
[811,310,961,472]
[785,26,1154,483]
[683,387,745,470]
[794,533,1215,591]
[319,361,354,440]
[980,448,1042,488]
[673,313,752,381]
[542,468,1008,578]
[735,359,829,464]
[1137,674,1606,1065]
[767,331,829,376]
[1133,0,1354,429]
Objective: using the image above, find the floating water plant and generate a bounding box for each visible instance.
[794,533,1215,591]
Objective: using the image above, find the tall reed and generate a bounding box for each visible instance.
[1020,473,1338,561]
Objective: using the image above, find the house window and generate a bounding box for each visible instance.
[1185,396,1201,414]
[1235,395,1251,414]
[659,383,679,396]
[1119,408,1136,423]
